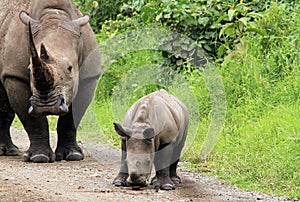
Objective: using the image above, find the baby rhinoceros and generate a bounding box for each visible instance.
[113,89,189,190]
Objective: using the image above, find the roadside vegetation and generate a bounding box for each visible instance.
[12,0,298,199]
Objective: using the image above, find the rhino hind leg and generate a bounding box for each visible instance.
[169,142,185,185]
[55,109,83,161]
[151,169,175,191]
[152,144,176,190]
[170,126,188,185]
[0,112,20,156]
[169,159,181,184]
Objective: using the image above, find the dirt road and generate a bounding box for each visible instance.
[0,128,288,202]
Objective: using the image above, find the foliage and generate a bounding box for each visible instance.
[73,0,127,33]
[182,2,300,198]
[74,0,300,199]
[100,0,270,60]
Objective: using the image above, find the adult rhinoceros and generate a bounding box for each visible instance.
[0,0,101,163]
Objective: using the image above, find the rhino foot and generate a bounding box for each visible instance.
[0,144,20,156]
[151,176,175,191]
[23,149,55,163]
[55,146,83,161]
[171,175,181,184]
[161,183,175,190]
[113,174,129,187]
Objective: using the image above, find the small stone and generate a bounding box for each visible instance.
[166,196,174,201]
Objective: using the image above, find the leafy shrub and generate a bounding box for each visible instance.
[101,0,270,60]
[73,0,127,33]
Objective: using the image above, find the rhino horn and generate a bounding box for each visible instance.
[28,23,54,93]
[28,22,41,68]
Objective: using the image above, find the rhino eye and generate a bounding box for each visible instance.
[68,66,73,72]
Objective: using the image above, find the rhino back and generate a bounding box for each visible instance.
[0,1,31,83]
[123,90,189,146]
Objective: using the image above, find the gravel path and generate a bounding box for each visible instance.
[0,128,291,202]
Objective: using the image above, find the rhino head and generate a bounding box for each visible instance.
[114,123,155,187]
[19,5,89,115]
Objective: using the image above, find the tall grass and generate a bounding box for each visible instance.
[92,2,300,198]
[10,1,299,199]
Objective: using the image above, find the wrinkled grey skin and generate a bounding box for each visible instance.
[113,89,189,190]
[0,0,101,163]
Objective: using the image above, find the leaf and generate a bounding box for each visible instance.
[219,23,234,38]
[164,13,171,19]
[92,1,98,8]
[238,17,250,26]
[225,27,234,37]
[198,17,209,26]
[246,28,267,36]
[216,14,228,24]
[203,44,211,52]
[228,9,236,21]
[247,12,263,18]
[217,43,227,57]
[155,13,162,21]
[141,6,155,22]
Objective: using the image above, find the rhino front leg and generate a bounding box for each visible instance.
[0,112,19,156]
[22,117,55,163]
[55,106,83,161]
[113,140,129,186]
[4,78,54,163]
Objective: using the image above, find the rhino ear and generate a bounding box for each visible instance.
[113,122,130,139]
[73,15,90,27]
[19,11,39,25]
[143,128,155,140]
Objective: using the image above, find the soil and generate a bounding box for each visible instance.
[0,128,291,202]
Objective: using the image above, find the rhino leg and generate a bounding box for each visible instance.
[55,107,83,161]
[170,159,181,184]
[113,140,129,186]
[0,112,20,156]
[21,116,54,163]
[170,126,188,185]
[4,79,54,163]
[152,144,175,190]
[113,172,129,187]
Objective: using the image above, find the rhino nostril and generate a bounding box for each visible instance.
[59,96,69,113]
[130,172,139,180]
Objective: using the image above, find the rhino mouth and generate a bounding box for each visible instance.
[128,181,148,188]
[28,92,69,115]
[127,174,148,188]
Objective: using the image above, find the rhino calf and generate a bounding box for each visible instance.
[113,89,189,190]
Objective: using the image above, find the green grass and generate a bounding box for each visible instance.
[10,1,299,199]
[207,105,300,198]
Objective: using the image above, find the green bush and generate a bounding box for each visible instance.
[101,0,270,59]
[73,0,127,33]
[74,0,300,198]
